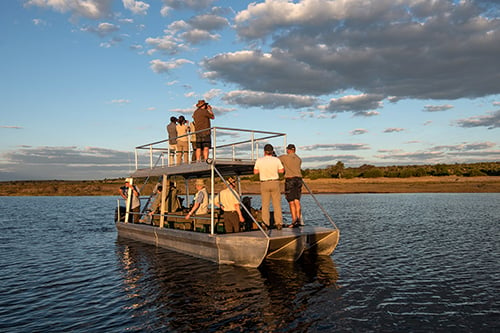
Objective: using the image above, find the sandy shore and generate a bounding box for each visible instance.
[1,176,499,196]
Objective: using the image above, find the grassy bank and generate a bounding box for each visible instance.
[1,176,499,196]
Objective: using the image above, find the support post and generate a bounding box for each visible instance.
[159,175,168,228]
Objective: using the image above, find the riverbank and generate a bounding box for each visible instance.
[1,176,499,196]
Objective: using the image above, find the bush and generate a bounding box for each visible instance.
[363,168,384,178]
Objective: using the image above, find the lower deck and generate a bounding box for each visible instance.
[116,221,339,267]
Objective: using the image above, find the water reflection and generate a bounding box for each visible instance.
[115,237,339,331]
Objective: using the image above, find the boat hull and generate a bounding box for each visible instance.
[116,222,339,267]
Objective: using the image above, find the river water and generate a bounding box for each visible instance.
[0,194,498,332]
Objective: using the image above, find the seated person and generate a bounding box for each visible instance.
[241,196,261,231]
[148,182,181,226]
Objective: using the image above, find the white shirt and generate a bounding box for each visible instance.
[254,155,284,181]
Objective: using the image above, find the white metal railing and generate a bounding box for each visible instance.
[134,127,286,170]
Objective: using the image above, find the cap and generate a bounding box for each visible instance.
[264,144,274,152]
[195,179,205,186]
[286,144,296,150]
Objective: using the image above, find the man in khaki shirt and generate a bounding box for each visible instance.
[214,177,244,233]
[279,144,303,227]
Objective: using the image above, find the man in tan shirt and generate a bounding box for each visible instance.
[279,144,303,227]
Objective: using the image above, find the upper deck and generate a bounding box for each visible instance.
[130,127,287,179]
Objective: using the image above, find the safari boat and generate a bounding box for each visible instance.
[115,127,339,268]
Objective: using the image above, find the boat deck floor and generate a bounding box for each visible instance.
[216,225,335,239]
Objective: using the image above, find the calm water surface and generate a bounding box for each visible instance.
[0,194,498,332]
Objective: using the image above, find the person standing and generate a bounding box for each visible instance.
[214,177,244,233]
[188,120,197,163]
[254,144,284,230]
[176,115,189,165]
[279,144,303,227]
[166,116,178,165]
[185,179,209,219]
[119,178,141,223]
[192,100,215,162]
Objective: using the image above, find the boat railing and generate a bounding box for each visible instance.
[133,127,287,170]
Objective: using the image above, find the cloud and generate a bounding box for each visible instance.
[123,0,149,15]
[32,18,47,26]
[161,0,216,12]
[353,110,380,117]
[180,29,220,44]
[300,143,370,151]
[25,0,113,19]
[384,128,405,133]
[146,35,188,55]
[432,142,496,151]
[82,22,119,37]
[0,146,133,180]
[147,13,229,55]
[1,126,23,129]
[301,154,364,166]
[424,104,454,112]
[188,14,230,31]
[376,150,445,161]
[454,110,500,129]
[375,140,499,164]
[149,59,193,74]
[322,94,384,113]
[109,99,131,104]
[350,129,368,135]
[203,0,500,104]
[203,50,339,95]
[222,90,317,109]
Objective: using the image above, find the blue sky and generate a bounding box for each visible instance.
[1,0,499,181]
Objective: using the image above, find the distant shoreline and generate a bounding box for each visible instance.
[1,176,499,196]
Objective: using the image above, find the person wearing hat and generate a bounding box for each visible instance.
[192,100,215,162]
[254,144,284,230]
[185,178,209,219]
[166,116,178,165]
[119,178,141,223]
[279,144,303,227]
[214,177,244,233]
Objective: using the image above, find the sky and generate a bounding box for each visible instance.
[1,0,499,181]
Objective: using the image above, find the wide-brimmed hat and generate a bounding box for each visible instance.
[125,178,133,183]
[196,100,207,107]
[195,179,205,186]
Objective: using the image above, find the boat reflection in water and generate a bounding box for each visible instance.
[116,238,339,331]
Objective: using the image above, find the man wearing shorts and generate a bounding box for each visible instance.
[279,144,303,227]
[192,100,215,162]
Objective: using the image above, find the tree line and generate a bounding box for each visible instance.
[302,161,500,180]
